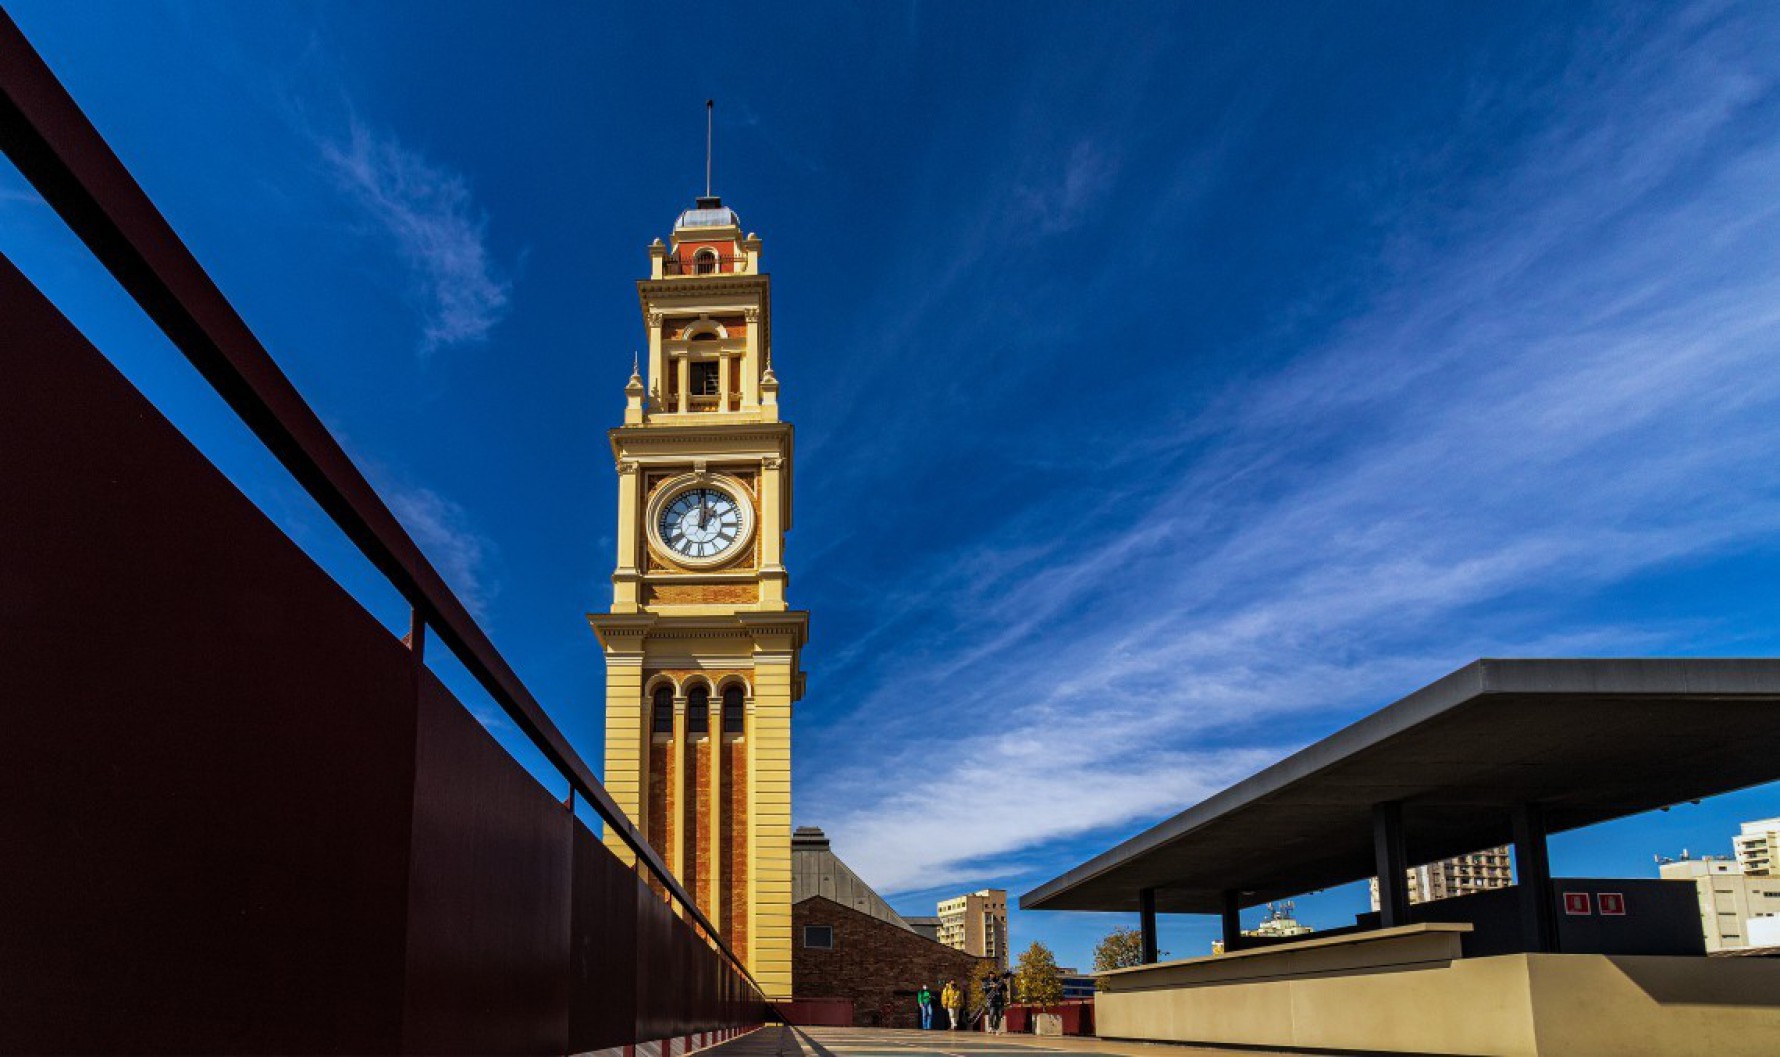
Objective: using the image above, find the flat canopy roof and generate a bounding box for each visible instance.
[1022,659,1780,914]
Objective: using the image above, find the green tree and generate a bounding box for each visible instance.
[1092,926,1145,972]
[1013,940,1064,1010]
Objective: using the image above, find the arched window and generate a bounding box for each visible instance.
[694,248,718,274]
[651,686,673,735]
[722,685,745,734]
[688,686,710,734]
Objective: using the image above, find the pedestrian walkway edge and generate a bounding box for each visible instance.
[571,1022,767,1057]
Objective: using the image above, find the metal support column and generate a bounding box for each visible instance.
[1512,803,1559,953]
[1220,890,1243,953]
[1372,801,1410,928]
[1138,887,1159,964]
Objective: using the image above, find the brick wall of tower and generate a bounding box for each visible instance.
[644,583,759,606]
[647,738,671,864]
[687,737,712,908]
[723,736,748,955]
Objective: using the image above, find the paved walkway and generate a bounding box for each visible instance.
[700,1025,1301,1057]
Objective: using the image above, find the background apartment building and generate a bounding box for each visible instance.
[1658,851,1780,951]
[1242,901,1314,940]
[1369,846,1514,910]
[936,889,1007,971]
[1733,817,1779,876]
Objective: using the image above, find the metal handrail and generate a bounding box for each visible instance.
[0,10,761,995]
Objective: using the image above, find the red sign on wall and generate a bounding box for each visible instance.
[1563,892,1592,915]
[1598,892,1627,916]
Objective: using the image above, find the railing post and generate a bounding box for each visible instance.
[407,607,426,661]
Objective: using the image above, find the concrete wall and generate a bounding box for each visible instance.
[1097,933,1780,1056]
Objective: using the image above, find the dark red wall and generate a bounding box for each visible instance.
[401,671,576,1053]
[572,823,641,1049]
[0,253,762,1053]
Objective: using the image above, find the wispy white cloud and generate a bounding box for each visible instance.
[805,2,1780,895]
[1018,140,1120,235]
[386,482,501,620]
[321,118,510,354]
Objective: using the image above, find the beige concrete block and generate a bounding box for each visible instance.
[1096,947,1780,1057]
[1526,954,1780,1055]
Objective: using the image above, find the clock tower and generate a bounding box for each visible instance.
[589,193,807,999]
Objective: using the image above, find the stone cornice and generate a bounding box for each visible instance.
[669,223,741,242]
[636,280,769,329]
[640,570,761,583]
[638,275,768,297]
[738,611,811,651]
[590,611,810,654]
[636,280,770,331]
[586,611,658,652]
[610,422,793,454]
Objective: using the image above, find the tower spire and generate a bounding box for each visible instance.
[705,99,714,199]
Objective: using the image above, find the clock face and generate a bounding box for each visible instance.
[658,486,744,560]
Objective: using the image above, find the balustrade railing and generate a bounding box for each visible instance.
[664,254,748,275]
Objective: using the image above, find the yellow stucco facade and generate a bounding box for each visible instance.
[589,196,807,999]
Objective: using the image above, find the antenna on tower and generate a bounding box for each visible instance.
[704,99,715,198]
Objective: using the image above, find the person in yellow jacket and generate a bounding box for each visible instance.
[941,980,963,1030]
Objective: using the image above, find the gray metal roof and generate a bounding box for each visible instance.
[675,206,740,230]
[1021,658,1780,915]
[793,826,913,932]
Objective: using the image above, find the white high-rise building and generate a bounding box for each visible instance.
[1733,817,1780,876]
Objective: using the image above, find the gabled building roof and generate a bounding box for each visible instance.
[792,826,913,932]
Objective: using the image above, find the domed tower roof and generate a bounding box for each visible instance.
[675,195,741,233]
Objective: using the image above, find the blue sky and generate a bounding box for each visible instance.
[6,1,1780,970]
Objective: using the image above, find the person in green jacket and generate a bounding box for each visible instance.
[917,983,934,1029]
